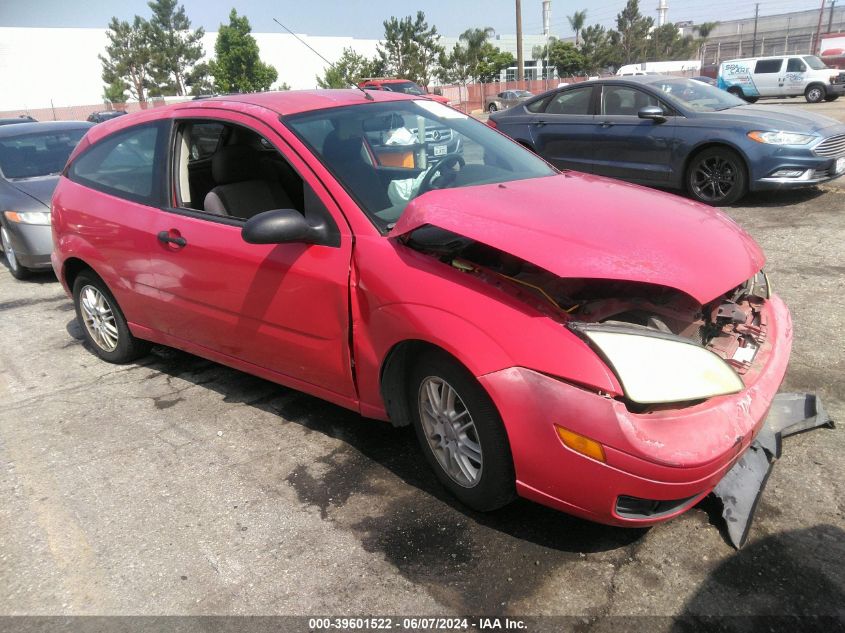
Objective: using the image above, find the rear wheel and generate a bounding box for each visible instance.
[1,225,30,280]
[686,147,747,206]
[72,271,151,363]
[805,84,826,103]
[409,350,515,511]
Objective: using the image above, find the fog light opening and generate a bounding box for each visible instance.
[769,169,811,180]
[555,425,606,463]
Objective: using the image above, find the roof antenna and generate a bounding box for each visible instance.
[272,18,374,100]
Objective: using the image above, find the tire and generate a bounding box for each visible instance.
[824,94,840,102]
[488,103,498,112]
[744,96,759,104]
[686,147,747,206]
[727,86,744,99]
[805,84,826,103]
[1,224,30,280]
[72,271,151,363]
[408,349,515,511]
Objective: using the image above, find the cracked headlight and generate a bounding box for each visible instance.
[747,131,815,145]
[575,326,744,405]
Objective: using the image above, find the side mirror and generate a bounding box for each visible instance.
[638,105,666,122]
[242,208,327,245]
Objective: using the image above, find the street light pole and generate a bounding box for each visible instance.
[516,0,524,82]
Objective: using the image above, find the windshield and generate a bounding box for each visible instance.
[652,78,747,112]
[383,82,426,95]
[0,127,88,179]
[803,55,828,70]
[286,100,556,230]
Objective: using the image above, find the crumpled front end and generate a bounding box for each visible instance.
[478,293,800,530]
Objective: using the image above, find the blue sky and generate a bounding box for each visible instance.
[0,0,818,38]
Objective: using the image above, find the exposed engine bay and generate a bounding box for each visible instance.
[403,226,771,376]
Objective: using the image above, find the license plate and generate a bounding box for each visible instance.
[836,157,845,174]
[433,144,447,156]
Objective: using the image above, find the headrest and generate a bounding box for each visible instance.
[212,145,261,185]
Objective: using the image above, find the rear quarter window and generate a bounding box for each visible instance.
[68,122,165,204]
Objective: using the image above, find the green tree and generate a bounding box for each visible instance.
[316,47,381,88]
[567,10,588,46]
[209,9,278,93]
[186,61,215,95]
[103,81,128,104]
[438,27,512,83]
[613,0,654,65]
[579,25,614,74]
[476,43,515,82]
[696,21,719,60]
[649,23,698,61]
[100,16,155,102]
[377,11,443,86]
[147,0,206,95]
[549,40,585,77]
[532,37,557,79]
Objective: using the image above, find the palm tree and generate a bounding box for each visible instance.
[695,21,719,60]
[567,10,587,46]
[532,36,557,79]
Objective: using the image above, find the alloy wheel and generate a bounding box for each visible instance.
[79,285,119,352]
[1,227,18,272]
[807,87,823,103]
[418,376,483,488]
[691,155,738,203]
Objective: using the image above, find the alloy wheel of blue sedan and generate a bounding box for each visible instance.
[687,148,747,206]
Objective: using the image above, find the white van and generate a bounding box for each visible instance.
[717,55,845,103]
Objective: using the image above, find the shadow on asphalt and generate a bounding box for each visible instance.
[673,525,845,629]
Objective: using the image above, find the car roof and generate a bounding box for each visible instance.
[0,120,92,138]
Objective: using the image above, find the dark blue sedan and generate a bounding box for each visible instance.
[488,76,845,205]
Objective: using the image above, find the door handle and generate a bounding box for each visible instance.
[157,231,187,247]
[533,120,547,127]
[600,121,614,128]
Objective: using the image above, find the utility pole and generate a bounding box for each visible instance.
[829,0,837,33]
[516,0,524,82]
[751,3,759,57]
[814,0,825,54]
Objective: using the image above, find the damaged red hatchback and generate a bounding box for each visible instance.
[52,90,828,545]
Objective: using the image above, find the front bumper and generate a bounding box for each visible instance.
[479,294,794,528]
[1,220,53,269]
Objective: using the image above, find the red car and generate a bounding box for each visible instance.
[51,90,805,537]
[358,78,450,105]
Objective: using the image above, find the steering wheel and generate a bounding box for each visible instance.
[418,153,466,194]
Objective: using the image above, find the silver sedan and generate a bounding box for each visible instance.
[0,121,91,280]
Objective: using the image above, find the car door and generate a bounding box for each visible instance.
[784,57,808,95]
[589,84,677,183]
[61,120,170,326]
[753,58,785,96]
[529,84,598,172]
[146,110,357,402]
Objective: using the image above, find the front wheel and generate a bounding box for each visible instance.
[1,225,30,280]
[488,103,498,112]
[409,350,515,511]
[686,147,747,206]
[72,271,151,363]
[805,84,826,103]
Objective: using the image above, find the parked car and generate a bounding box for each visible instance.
[0,115,37,126]
[489,76,845,205]
[87,110,128,124]
[717,55,845,103]
[358,78,450,105]
[51,90,808,537]
[485,90,534,112]
[0,121,92,279]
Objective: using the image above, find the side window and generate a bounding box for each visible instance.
[545,87,594,115]
[754,59,783,74]
[525,96,551,113]
[601,86,659,116]
[69,123,160,202]
[173,120,303,220]
[786,58,806,73]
